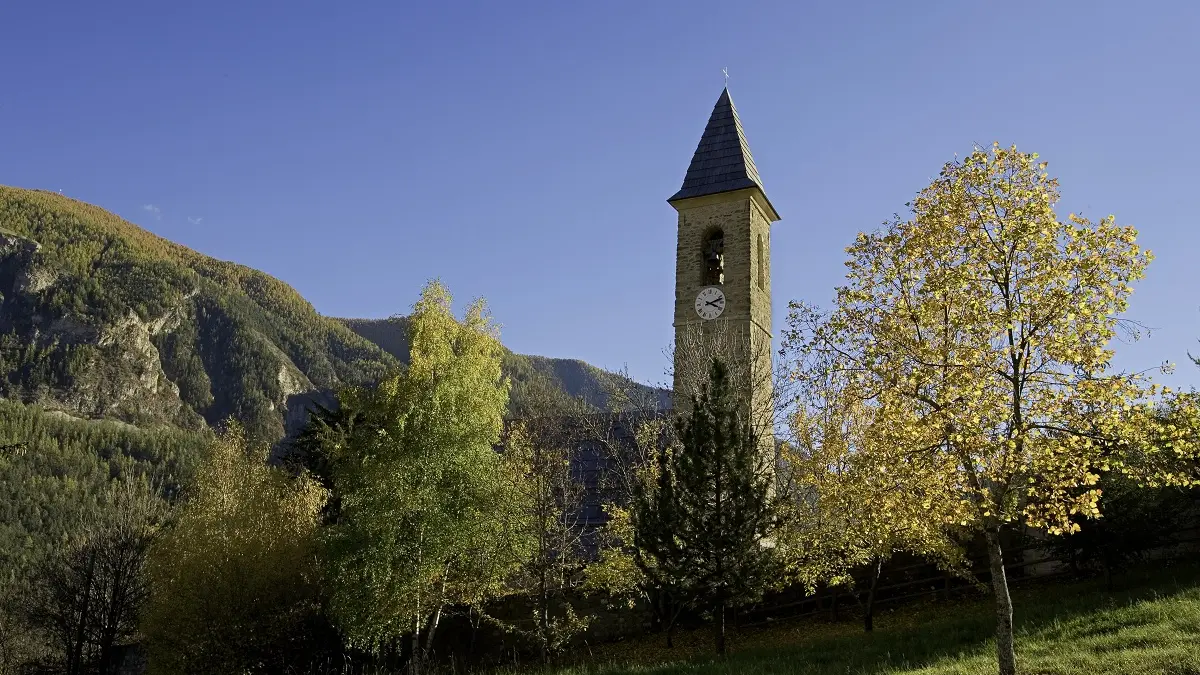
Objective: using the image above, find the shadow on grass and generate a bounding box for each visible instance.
[556,560,1200,675]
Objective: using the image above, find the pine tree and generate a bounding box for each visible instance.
[632,358,777,655]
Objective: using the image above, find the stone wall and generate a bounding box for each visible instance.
[670,188,776,433]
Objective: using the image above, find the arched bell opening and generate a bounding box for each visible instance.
[702,229,724,286]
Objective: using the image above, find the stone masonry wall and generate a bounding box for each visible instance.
[671,188,775,424]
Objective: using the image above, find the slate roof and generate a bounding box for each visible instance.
[668,88,776,214]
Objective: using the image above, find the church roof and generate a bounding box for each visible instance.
[668,87,776,214]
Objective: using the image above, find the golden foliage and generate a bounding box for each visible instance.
[783,143,1199,540]
[140,423,327,674]
[776,359,970,591]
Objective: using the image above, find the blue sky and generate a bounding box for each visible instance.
[1,1,1198,390]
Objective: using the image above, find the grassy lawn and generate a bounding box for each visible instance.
[542,561,1200,675]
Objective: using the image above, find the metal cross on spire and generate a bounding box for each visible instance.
[722,67,729,87]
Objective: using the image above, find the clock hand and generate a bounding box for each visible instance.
[706,299,724,307]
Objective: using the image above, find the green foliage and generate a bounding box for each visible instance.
[0,399,209,671]
[283,395,376,526]
[141,423,328,675]
[633,359,778,654]
[322,281,534,663]
[0,400,208,581]
[151,317,214,413]
[0,331,91,396]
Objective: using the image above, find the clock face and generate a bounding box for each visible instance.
[695,287,726,320]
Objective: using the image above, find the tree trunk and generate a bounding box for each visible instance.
[714,599,727,656]
[985,528,1017,675]
[418,574,449,671]
[864,557,883,633]
[662,594,679,648]
[68,550,98,675]
[468,607,481,656]
[540,568,550,664]
[665,601,675,649]
[422,604,444,667]
[409,617,422,675]
[98,566,123,675]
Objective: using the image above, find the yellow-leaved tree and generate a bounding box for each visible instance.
[141,423,328,674]
[778,352,970,631]
[783,144,1199,675]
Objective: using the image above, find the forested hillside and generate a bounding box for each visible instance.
[0,186,398,442]
[0,400,213,669]
[0,186,663,443]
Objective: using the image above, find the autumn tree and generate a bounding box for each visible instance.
[783,144,1200,675]
[633,358,778,656]
[497,362,597,661]
[779,350,969,631]
[141,423,327,675]
[321,280,534,674]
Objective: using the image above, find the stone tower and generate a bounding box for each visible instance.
[668,87,780,435]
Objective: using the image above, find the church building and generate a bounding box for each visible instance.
[667,86,780,448]
[554,86,782,539]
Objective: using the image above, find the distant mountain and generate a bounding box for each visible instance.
[0,186,665,443]
[337,317,669,417]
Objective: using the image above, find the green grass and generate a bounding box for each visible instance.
[542,561,1200,675]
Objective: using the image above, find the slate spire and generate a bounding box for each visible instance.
[668,87,773,212]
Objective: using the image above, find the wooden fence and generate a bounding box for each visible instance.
[736,524,1200,628]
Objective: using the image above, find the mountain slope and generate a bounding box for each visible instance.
[0,186,397,441]
[0,186,663,441]
[338,317,670,416]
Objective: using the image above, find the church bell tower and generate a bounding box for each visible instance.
[668,87,780,433]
